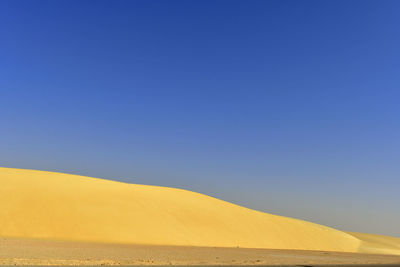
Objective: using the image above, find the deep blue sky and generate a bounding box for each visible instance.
[1,0,399,236]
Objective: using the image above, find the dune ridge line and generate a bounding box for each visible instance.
[1,167,399,255]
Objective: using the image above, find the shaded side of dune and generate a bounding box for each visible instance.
[348,232,400,255]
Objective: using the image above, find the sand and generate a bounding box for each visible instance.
[347,232,400,255]
[1,237,400,266]
[1,167,400,262]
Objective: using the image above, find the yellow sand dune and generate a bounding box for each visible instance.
[347,232,400,255]
[0,167,399,255]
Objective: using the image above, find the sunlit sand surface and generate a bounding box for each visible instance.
[1,167,400,266]
[1,237,400,266]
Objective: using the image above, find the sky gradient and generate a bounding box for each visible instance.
[1,0,399,236]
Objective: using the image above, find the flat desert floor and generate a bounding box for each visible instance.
[1,237,400,266]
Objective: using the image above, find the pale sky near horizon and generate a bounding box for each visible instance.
[1,0,399,237]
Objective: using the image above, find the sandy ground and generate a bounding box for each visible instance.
[1,167,394,254]
[2,167,400,266]
[1,237,400,266]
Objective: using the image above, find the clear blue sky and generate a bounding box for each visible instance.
[1,0,399,236]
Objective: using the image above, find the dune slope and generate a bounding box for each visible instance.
[0,167,399,255]
[347,232,400,255]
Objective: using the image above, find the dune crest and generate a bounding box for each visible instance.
[0,167,399,255]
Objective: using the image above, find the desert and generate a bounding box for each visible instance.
[2,0,400,266]
[1,167,400,266]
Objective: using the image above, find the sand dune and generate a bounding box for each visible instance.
[347,232,400,255]
[0,167,399,256]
